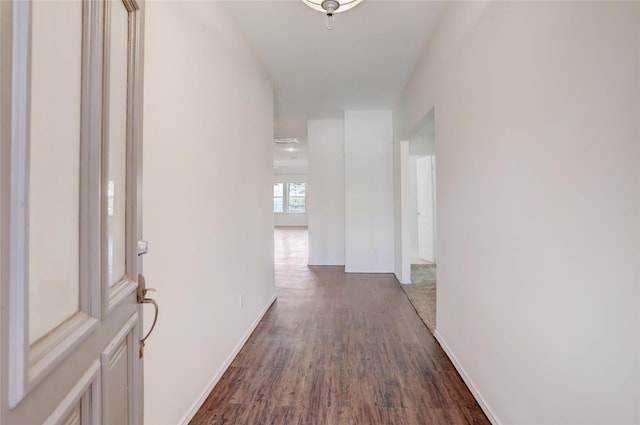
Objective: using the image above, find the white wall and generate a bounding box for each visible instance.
[307,119,345,265]
[344,110,394,273]
[273,174,308,227]
[394,140,411,283]
[408,109,435,156]
[142,3,275,424]
[395,2,640,424]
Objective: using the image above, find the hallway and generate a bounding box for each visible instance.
[190,227,489,424]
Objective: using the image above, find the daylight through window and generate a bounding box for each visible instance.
[273,183,284,213]
[273,182,306,214]
[287,183,306,213]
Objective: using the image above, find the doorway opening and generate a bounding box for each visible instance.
[400,109,437,333]
[410,155,436,266]
[272,138,309,266]
[272,178,309,279]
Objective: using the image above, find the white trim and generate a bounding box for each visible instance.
[7,0,31,408]
[102,0,142,318]
[107,279,138,312]
[434,330,500,425]
[178,295,277,425]
[101,313,138,358]
[28,313,98,382]
[42,360,101,425]
[130,0,145,422]
[429,155,437,264]
[60,403,80,425]
[82,0,104,321]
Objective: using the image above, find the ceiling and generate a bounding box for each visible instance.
[223,0,446,173]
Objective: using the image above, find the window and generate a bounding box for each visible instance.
[273,183,284,213]
[273,182,306,214]
[287,183,306,213]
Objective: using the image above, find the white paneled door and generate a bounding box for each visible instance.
[1,1,150,423]
[416,156,436,263]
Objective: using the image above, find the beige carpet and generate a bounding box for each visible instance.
[402,263,437,333]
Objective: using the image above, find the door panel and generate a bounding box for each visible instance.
[28,0,83,344]
[416,156,435,262]
[42,360,100,425]
[101,314,139,425]
[0,0,147,423]
[59,403,81,425]
[107,345,129,425]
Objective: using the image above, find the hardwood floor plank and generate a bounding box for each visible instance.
[264,406,302,425]
[190,228,489,425]
[190,403,246,425]
[272,367,311,407]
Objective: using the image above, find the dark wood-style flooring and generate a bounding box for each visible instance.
[190,227,489,425]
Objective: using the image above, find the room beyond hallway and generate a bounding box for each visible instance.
[189,227,489,424]
[274,226,312,289]
[403,263,437,334]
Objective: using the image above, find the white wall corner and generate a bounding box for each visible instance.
[179,295,277,425]
[434,331,500,425]
[344,110,395,273]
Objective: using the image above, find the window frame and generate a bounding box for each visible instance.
[273,182,284,214]
[273,181,306,215]
[286,182,306,214]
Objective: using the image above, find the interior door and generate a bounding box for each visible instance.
[416,156,435,262]
[0,1,149,423]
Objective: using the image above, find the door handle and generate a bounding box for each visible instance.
[137,274,158,358]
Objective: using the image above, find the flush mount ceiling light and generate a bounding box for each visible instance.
[274,137,300,144]
[302,0,365,30]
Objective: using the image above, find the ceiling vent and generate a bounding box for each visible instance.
[274,138,300,145]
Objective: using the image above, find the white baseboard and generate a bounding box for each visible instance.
[434,330,500,425]
[395,271,411,285]
[179,294,278,425]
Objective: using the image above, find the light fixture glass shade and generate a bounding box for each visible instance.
[301,0,365,14]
